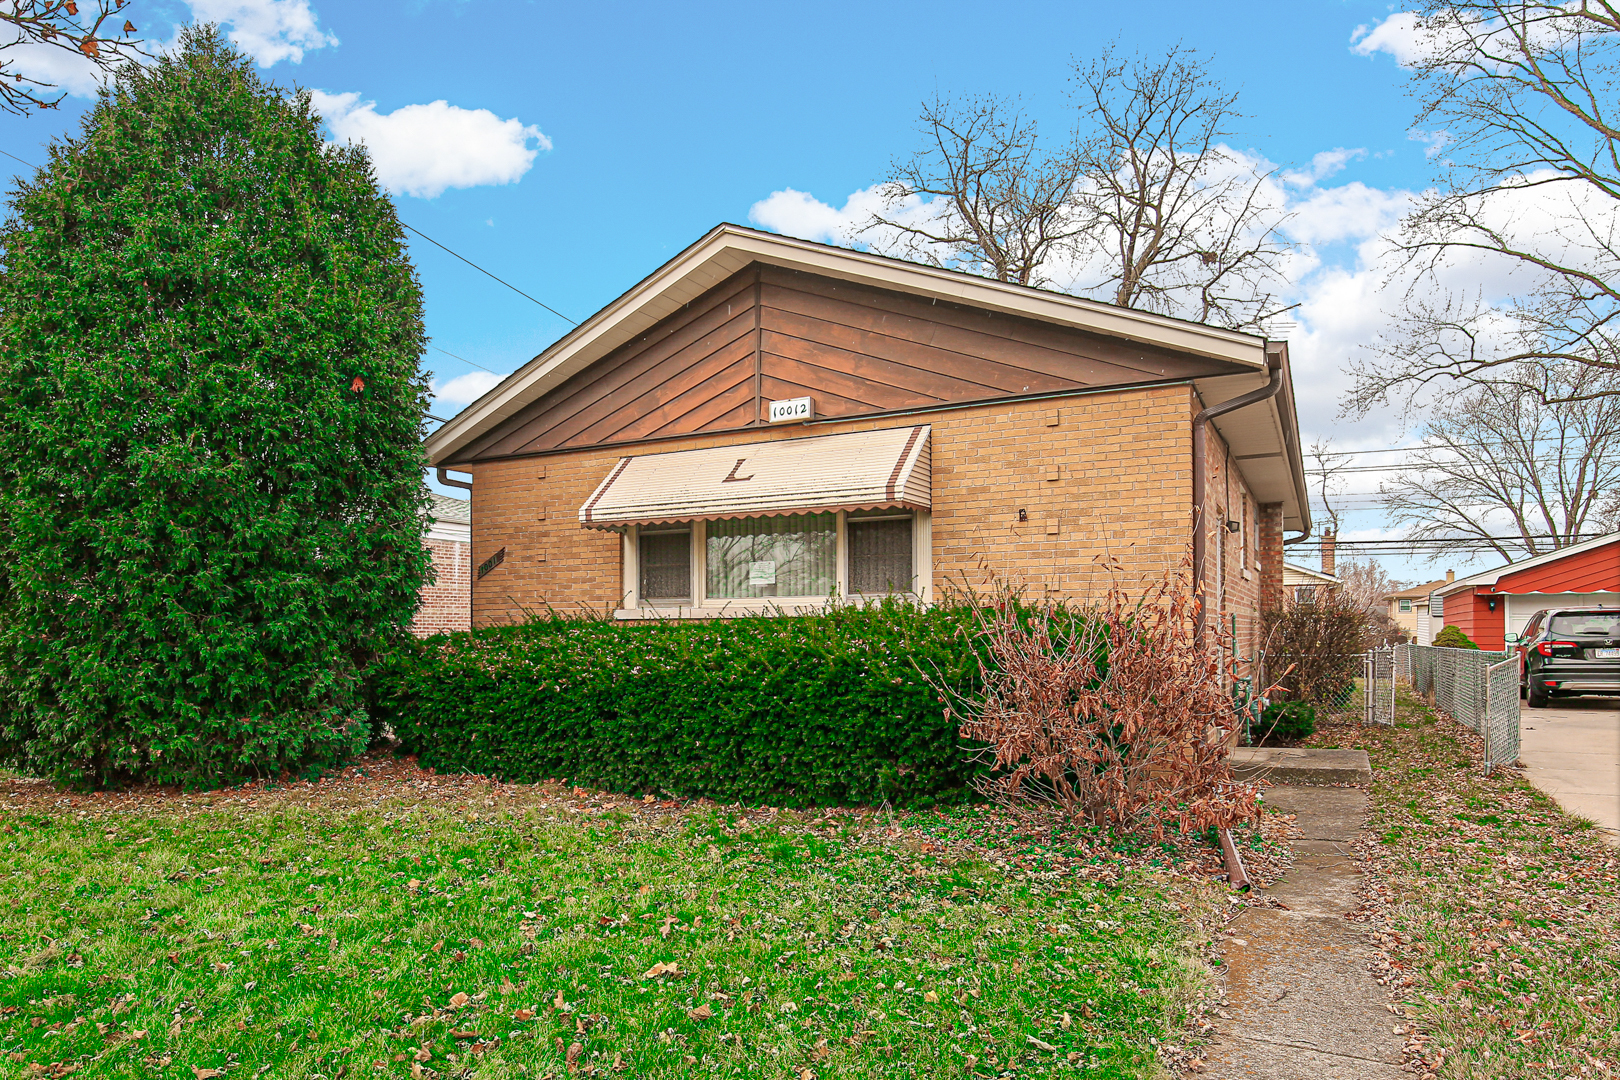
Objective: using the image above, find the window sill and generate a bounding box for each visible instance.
[617,596,920,620]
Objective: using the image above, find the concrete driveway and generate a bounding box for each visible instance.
[1519,696,1620,846]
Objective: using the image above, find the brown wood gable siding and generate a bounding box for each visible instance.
[452,265,1249,463]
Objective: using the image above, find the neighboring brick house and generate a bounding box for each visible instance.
[424,224,1312,662]
[410,493,471,637]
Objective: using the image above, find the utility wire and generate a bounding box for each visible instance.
[429,344,502,376]
[1,148,39,170]
[401,222,577,326]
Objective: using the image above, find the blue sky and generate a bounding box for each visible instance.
[2,0,1491,584]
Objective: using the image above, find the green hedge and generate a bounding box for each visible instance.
[1432,625,1480,650]
[371,602,1004,808]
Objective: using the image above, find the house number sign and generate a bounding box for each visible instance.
[767,396,814,423]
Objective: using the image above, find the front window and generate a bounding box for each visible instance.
[1399,598,1412,612]
[639,528,691,602]
[706,514,836,598]
[632,511,920,609]
[848,513,914,595]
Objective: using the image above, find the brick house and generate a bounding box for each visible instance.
[410,493,471,637]
[424,225,1312,659]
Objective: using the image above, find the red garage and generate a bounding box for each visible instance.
[1435,532,1620,651]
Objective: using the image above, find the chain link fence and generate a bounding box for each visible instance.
[1396,643,1521,772]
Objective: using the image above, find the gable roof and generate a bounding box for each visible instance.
[1283,561,1339,586]
[1388,576,1454,601]
[427,493,471,524]
[426,224,1311,530]
[1434,532,1620,598]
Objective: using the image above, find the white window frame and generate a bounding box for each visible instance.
[617,509,932,619]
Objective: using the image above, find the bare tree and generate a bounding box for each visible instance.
[863,45,1291,328]
[860,94,1086,287]
[1307,439,1351,535]
[1380,363,1620,560]
[1352,1,1620,411]
[2,0,143,115]
[1069,44,1292,329]
[1334,559,1405,617]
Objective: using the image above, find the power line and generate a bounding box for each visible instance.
[1,148,39,170]
[401,222,577,326]
[429,344,502,376]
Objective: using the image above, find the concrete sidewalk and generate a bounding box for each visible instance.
[1519,696,1620,846]
[1201,786,1404,1079]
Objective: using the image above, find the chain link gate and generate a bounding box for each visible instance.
[1393,643,1521,773]
[1363,646,1395,725]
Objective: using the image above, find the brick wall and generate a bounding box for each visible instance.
[411,534,471,637]
[1257,502,1285,614]
[1196,417,1263,660]
[465,385,1241,625]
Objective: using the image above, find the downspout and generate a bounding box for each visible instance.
[435,468,474,627]
[1192,358,1284,639]
[436,467,473,492]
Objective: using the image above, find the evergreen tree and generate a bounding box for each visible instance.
[0,25,432,786]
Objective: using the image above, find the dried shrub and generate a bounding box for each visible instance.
[1260,591,1375,705]
[940,561,1259,837]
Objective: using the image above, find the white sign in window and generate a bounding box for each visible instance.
[767,396,814,423]
[747,560,778,586]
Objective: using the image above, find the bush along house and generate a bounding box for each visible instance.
[425,224,1313,662]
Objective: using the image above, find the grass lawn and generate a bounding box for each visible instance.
[1306,689,1620,1079]
[0,761,1233,1080]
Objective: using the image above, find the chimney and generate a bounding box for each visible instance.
[1321,529,1336,576]
[1446,569,1455,583]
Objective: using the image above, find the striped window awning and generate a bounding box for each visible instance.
[579,425,931,529]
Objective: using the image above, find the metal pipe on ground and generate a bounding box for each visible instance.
[1219,828,1251,891]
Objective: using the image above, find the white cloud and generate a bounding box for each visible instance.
[432,370,507,408]
[1282,147,1366,187]
[1,41,107,99]
[749,185,890,244]
[310,90,551,199]
[4,0,334,101]
[1285,182,1414,246]
[189,0,337,66]
[1350,12,1432,66]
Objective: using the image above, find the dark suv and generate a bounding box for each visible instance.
[1510,607,1620,708]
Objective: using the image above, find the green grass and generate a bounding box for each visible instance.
[0,793,1214,1079]
[1306,690,1620,1078]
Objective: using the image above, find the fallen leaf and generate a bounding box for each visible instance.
[554,988,566,1009]
[192,1069,223,1080]
[513,1009,534,1021]
[431,940,445,954]
[687,1004,713,1021]
[922,991,939,1003]
[448,992,469,1008]
[500,977,518,995]
[642,961,680,979]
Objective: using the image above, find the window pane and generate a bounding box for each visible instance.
[1399,599,1411,612]
[849,517,913,595]
[706,514,835,598]
[639,530,690,601]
